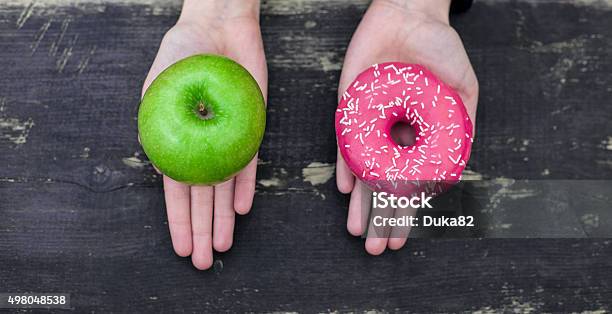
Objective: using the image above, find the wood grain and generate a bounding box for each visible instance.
[1,0,611,312]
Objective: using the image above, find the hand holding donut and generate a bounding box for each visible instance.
[336,0,479,255]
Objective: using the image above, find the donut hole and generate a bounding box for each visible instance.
[390,121,417,147]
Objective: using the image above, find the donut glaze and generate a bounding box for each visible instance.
[335,62,474,195]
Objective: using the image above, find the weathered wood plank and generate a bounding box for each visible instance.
[0,0,611,312]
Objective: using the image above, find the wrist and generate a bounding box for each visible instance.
[178,0,260,26]
[374,0,451,24]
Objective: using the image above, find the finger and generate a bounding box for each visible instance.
[336,40,377,195]
[336,148,355,194]
[387,206,417,251]
[190,185,214,270]
[163,176,192,257]
[347,180,369,236]
[387,234,408,251]
[365,189,394,256]
[234,156,258,215]
[365,237,388,256]
[213,179,236,252]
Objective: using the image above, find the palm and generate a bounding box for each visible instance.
[141,17,267,270]
[337,0,478,254]
[144,19,267,97]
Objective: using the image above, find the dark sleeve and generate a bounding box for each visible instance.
[450,0,473,13]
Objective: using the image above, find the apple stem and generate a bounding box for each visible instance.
[195,102,214,120]
[198,102,208,116]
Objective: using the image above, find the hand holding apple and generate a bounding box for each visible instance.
[140,0,267,270]
[336,0,479,255]
[139,54,266,185]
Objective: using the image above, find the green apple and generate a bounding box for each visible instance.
[138,54,266,185]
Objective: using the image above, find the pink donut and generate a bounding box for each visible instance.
[335,62,474,195]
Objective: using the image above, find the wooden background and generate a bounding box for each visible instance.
[1,0,611,312]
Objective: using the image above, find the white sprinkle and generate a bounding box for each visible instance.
[448,154,462,164]
[383,64,399,74]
